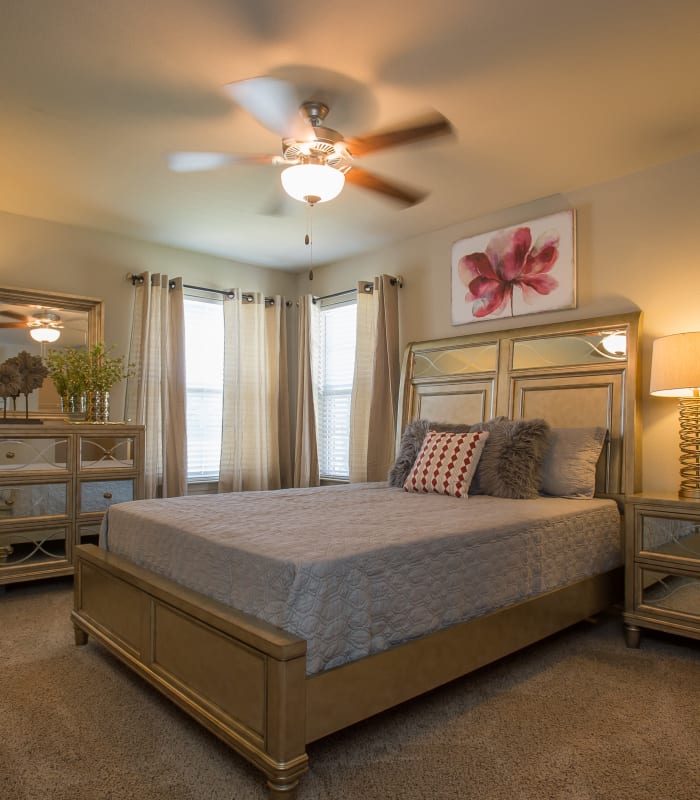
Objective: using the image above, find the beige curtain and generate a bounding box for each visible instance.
[293,295,320,487]
[267,296,292,489]
[349,275,400,482]
[125,273,187,498]
[219,293,291,492]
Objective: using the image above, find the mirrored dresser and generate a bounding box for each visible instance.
[0,421,145,586]
[624,493,700,646]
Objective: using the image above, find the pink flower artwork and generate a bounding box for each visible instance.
[451,211,575,325]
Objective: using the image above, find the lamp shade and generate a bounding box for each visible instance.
[650,331,700,397]
[29,326,61,344]
[280,163,345,204]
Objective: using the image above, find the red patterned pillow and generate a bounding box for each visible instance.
[403,430,489,498]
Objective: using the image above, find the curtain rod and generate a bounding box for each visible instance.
[313,275,403,304]
[127,273,291,306]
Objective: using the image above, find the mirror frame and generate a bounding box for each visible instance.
[0,284,104,418]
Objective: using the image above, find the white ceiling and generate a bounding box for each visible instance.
[1,0,698,271]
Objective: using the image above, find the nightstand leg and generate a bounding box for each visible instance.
[625,624,641,648]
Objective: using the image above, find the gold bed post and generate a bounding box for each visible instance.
[263,656,309,797]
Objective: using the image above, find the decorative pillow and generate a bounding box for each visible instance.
[540,427,608,498]
[403,430,490,498]
[388,419,470,487]
[388,417,508,488]
[477,418,551,499]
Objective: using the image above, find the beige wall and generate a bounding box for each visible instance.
[0,212,298,415]
[2,151,697,495]
[299,152,700,495]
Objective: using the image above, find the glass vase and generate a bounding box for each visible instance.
[61,394,87,420]
[85,391,110,423]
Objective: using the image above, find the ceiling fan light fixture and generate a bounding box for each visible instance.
[29,326,61,344]
[280,163,345,204]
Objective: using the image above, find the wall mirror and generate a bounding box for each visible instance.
[0,285,103,417]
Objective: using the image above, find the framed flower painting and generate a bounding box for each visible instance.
[451,210,576,325]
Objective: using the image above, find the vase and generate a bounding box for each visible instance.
[61,394,87,420]
[85,391,110,423]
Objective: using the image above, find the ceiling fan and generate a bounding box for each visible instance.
[0,308,64,343]
[168,76,453,207]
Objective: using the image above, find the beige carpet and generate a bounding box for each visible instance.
[2,577,699,800]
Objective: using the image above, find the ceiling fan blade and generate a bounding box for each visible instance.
[345,168,427,206]
[167,151,279,173]
[0,322,27,328]
[0,309,29,321]
[344,112,453,157]
[223,76,309,139]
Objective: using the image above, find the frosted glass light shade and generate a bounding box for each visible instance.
[600,332,627,357]
[650,332,700,396]
[280,164,345,204]
[29,326,60,343]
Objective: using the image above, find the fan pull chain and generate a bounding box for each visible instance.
[306,201,314,281]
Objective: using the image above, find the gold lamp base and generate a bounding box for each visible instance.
[678,397,700,499]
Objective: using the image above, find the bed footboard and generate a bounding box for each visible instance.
[71,544,309,798]
[72,543,622,798]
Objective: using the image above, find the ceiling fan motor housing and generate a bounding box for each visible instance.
[282,126,351,172]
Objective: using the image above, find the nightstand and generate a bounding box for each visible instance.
[624,493,700,647]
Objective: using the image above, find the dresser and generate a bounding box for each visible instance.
[0,421,145,585]
[624,493,700,647]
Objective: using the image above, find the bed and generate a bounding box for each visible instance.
[71,311,641,798]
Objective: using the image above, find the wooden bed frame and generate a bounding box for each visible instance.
[71,312,641,798]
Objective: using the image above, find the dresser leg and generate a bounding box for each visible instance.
[73,623,88,646]
[625,624,641,648]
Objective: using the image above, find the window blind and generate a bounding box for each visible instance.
[316,300,357,479]
[184,295,224,481]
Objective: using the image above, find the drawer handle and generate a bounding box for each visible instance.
[103,492,113,499]
[5,451,15,459]
[4,497,15,506]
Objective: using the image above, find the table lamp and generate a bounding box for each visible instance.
[649,331,700,499]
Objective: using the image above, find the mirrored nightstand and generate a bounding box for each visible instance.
[624,493,700,647]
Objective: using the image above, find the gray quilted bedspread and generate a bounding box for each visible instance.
[101,483,621,674]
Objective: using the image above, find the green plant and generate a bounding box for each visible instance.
[84,343,134,392]
[45,347,89,397]
[46,343,133,396]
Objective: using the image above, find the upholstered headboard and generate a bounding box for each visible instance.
[396,312,642,498]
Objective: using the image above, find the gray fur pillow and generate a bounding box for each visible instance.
[477,418,552,499]
[387,416,508,489]
[388,419,467,487]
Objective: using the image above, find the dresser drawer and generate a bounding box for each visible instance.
[79,479,134,513]
[0,524,71,581]
[0,437,70,472]
[79,435,137,470]
[77,523,102,546]
[0,482,69,520]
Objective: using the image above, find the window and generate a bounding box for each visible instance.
[315,299,357,479]
[184,294,224,481]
